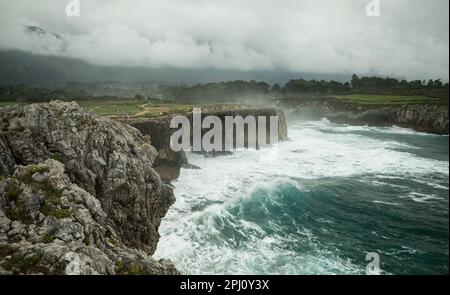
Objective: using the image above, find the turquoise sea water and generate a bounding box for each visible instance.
[155,119,449,275]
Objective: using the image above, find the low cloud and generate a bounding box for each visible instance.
[0,0,448,80]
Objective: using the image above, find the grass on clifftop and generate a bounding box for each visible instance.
[78,99,241,118]
[2,94,445,119]
[0,98,245,118]
[333,94,447,105]
[78,99,143,116]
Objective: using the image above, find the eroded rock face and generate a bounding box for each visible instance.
[191,108,289,142]
[279,98,449,135]
[131,117,189,182]
[0,101,178,274]
[130,108,288,181]
[392,104,449,134]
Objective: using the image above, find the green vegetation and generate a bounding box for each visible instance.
[3,180,28,222]
[23,176,62,206]
[142,112,162,118]
[158,75,448,102]
[161,80,270,103]
[78,99,237,118]
[2,251,47,274]
[80,99,198,117]
[42,233,55,244]
[283,79,351,95]
[5,180,23,202]
[350,75,448,98]
[51,154,64,163]
[1,74,447,115]
[78,99,143,116]
[334,94,447,105]
[40,205,71,219]
[46,192,62,206]
[115,260,157,275]
[3,169,65,222]
[16,165,58,198]
[21,164,49,179]
[0,84,91,102]
[2,164,67,221]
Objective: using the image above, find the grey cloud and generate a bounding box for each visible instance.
[0,0,448,80]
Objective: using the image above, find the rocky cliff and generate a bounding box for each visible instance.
[390,104,449,134]
[130,116,189,182]
[0,101,178,275]
[129,108,288,181]
[279,98,449,134]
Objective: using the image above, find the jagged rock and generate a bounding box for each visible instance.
[0,101,178,275]
[393,104,449,134]
[130,108,288,181]
[279,98,449,134]
[131,116,189,182]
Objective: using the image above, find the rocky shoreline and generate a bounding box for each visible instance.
[0,102,289,274]
[2,99,444,275]
[278,97,449,135]
[129,108,288,182]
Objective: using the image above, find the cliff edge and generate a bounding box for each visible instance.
[0,101,178,274]
[129,108,288,181]
[279,97,449,134]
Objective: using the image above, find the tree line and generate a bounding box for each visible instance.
[162,75,448,102]
[1,75,448,103]
[349,75,448,98]
[0,84,91,102]
[160,80,271,103]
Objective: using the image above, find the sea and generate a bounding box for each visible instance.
[155,118,449,275]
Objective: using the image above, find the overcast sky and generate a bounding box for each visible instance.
[0,0,448,80]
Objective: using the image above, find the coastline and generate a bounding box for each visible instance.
[277,97,449,135]
[0,100,448,274]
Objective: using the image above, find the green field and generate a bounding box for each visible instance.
[0,99,244,118]
[80,100,243,118]
[334,94,447,105]
[77,99,144,116]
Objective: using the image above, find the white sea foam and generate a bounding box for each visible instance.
[373,200,400,206]
[154,119,449,274]
[401,192,444,203]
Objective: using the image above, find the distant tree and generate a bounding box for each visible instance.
[161,80,272,103]
[283,79,350,95]
[351,74,360,89]
[135,94,145,101]
[271,83,282,93]
[409,80,423,89]
[433,79,443,89]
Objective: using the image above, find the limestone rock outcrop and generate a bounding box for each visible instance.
[279,97,448,134]
[130,116,189,182]
[392,104,449,134]
[129,108,288,181]
[0,101,178,275]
